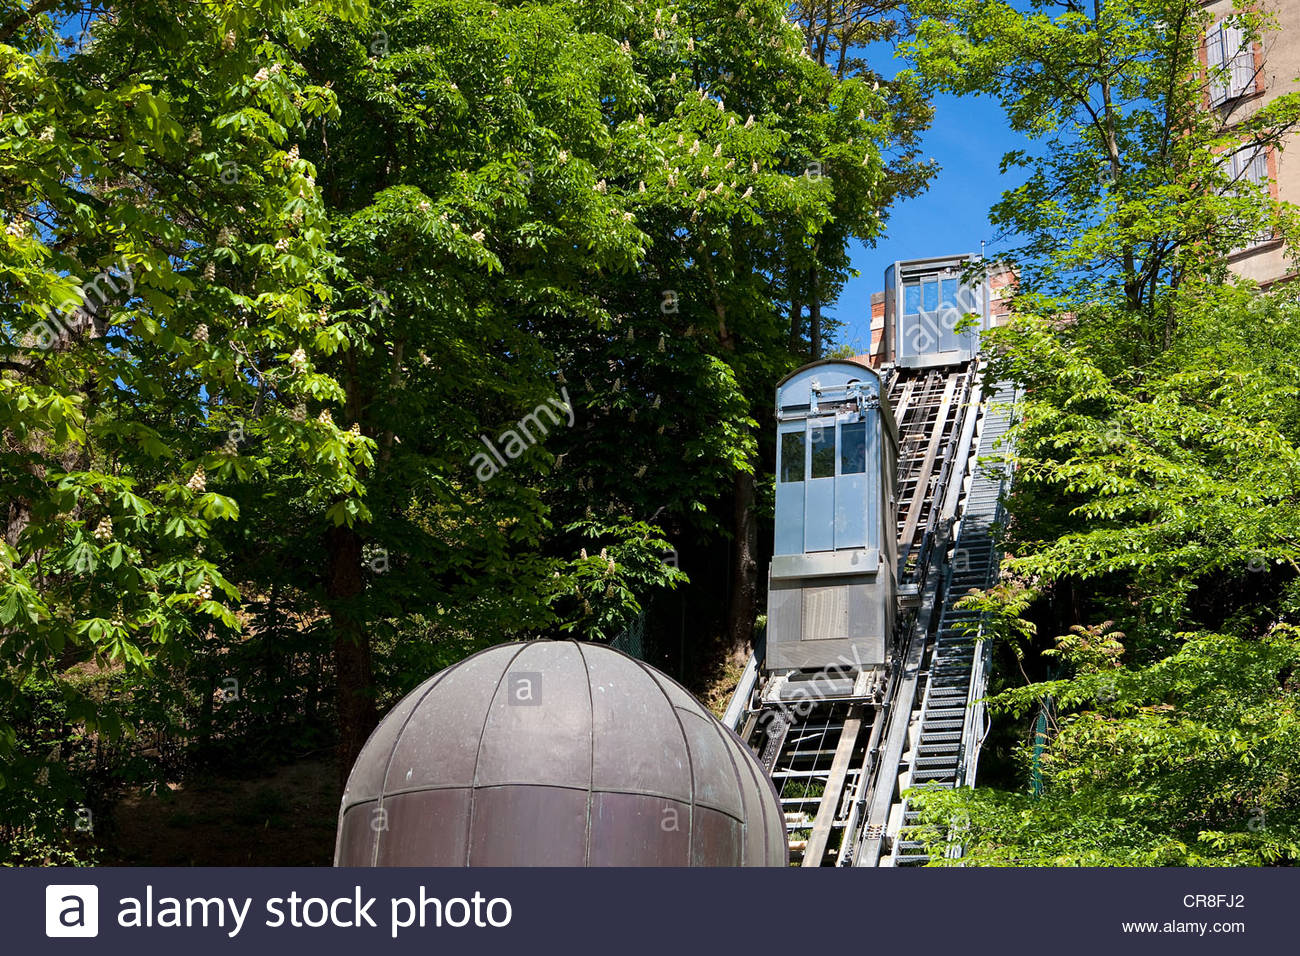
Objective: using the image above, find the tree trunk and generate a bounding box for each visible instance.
[327,522,376,784]
[724,469,759,664]
[809,262,822,360]
[197,667,215,757]
[789,287,804,355]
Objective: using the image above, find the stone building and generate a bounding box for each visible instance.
[1202,0,1300,286]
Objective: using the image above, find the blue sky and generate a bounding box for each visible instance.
[829,88,1027,351]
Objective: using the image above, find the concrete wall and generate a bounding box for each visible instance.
[1204,0,1300,285]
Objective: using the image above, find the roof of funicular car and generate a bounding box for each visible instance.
[775,356,882,390]
[774,358,898,448]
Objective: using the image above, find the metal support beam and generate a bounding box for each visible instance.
[723,651,761,732]
[801,706,863,867]
[836,700,888,866]
[853,542,945,867]
[757,712,790,775]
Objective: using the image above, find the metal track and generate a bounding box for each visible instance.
[750,701,871,866]
[889,381,1015,865]
[892,367,975,583]
[727,361,1008,866]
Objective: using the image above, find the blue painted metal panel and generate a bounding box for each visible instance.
[804,476,835,552]
[834,417,868,550]
[775,423,805,555]
[805,418,837,553]
[833,473,867,550]
[773,363,886,559]
[775,480,804,555]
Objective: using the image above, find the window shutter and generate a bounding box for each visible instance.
[1226,147,1274,249]
[1226,25,1255,99]
[1228,146,1266,187]
[1251,148,1274,244]
[1208,24,1230,106]
[1206,24,1227,68]
[1230,148,1243,182]
[1248,148,1268,187]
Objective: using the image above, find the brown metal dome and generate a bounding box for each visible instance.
[334,641,787,866]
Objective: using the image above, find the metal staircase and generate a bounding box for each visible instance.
[891,382,1016,865]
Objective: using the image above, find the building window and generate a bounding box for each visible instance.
[903,281,922,316]
[1229,145,1269,189]
[1207,19,1256,108]
[921,277,939,312]
[1225,145,1276,250]
[940,276,962,309]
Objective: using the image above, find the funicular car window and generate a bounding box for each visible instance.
[840,420,867,475]
[810,424,835,479]
[780,431,805,482]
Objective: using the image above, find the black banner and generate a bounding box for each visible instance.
[10,867,1285,954]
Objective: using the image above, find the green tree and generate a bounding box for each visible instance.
[0,0,364,858]
[914,625,1300,865]
[275,0,911,769]
[903,0,1300,865]
[789,0,935,357]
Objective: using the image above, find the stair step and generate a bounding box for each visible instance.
[914,755,960,769]
[922,719,964,732]
[921,729,962,740]
[918,743,960,757]
[913,767,959,780]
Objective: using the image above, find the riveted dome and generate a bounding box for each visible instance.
[334,641,786,867]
